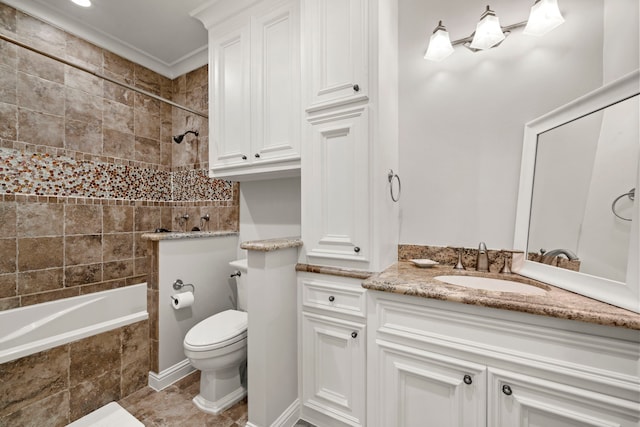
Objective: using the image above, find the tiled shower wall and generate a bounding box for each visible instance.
[0,3,239,423]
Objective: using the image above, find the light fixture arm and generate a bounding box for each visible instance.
[453,20,528,52]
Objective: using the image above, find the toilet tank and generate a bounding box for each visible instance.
[229,259,248,311]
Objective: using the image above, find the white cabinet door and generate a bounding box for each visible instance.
[251,1,301,163]
[488,368,640,427]
[210,22,252,168]
[305,105,370,266]
[302,312,366,426]
[304,0,368,109]
[375,342,487,427]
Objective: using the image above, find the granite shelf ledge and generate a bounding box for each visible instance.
[363,261,640,330]
[240,236,303,252]
[296,263,375,280]
[141,231,239,241]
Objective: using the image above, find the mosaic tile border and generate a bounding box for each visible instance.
[0,147,233,201]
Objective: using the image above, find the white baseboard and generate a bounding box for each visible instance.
[148,359,195,391]
[244,398,300,427]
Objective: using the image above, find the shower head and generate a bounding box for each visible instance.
[173,130,199,144]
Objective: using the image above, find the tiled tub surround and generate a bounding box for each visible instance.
[363,262,640,330]
[0,320,149,426]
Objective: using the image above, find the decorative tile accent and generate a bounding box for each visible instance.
[0,147,231,202]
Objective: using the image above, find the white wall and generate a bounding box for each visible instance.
[398,0,608,249]
[238,176,301,257]
[158,235,239,372]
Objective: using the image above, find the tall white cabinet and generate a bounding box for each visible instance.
[298,0,399,425]
[194,0,301,182]
[299,0,399,272]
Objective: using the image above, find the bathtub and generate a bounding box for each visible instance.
[0,284,148,364]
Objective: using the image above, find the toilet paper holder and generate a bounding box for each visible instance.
[172,279,195,293]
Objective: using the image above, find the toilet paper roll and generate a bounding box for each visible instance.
[171,291,194,309]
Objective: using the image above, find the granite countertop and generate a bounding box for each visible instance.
[141,231,238,241]
[240,236,303,252]
[363,261,640,330]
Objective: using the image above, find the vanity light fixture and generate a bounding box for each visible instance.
[424,1,564,62]
[71,0,92,7]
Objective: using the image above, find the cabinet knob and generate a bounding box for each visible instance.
[241,155,247,160]
[353,84,360,92]
[354,246,360,253]
[351,332,358,339]
[502,384,513,396]
[463,375,472,385]
[328,296,335,302]
[254,153,261,158]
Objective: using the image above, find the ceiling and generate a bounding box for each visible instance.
[4,0,212,78]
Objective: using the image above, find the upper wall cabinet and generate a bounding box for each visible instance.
[194,0,301,182]
[304,0,369,111]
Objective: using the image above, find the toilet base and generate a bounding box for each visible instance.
[193,386,247,415]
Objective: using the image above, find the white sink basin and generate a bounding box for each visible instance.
[434,275,548,296]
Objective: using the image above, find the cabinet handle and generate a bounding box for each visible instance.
[351,332,358,339]
[353,84,360,92]
[354,246,360,253]
[254,153,261,158]
[502,384,513,396]
[328,296,335,302]
[463,375,472,385]
[241,155,247,160]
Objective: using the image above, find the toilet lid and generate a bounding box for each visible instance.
[185,310,248,350]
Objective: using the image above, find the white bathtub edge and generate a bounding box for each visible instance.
[0,311,148,365]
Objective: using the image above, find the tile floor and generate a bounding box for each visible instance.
[118,372,314,427]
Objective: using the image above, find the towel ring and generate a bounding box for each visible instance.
[611,188,635,221]
[388,170,401,202]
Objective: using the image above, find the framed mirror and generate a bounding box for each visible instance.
[513,70,640,313]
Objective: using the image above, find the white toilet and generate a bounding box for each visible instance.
[183,259,248,414]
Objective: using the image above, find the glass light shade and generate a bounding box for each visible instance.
[424,27,455,62]
[470,8,506,50]
[523,0,565,36]
[71,0,91,7]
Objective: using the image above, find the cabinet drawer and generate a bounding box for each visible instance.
[302,278,366,318]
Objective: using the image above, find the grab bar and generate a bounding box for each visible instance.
[611,188,635,221]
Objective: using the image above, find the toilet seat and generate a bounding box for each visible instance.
[184,309,248,352]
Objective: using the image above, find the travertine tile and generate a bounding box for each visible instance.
[20,287,79,306]
[0,296,19,310]
[17,108,64,148]
[134,136,161,164]
[64,263,102,287]
[148,289,158,342]
[134,64,160,95]
[0,272,16,298]
[17,237,62,271]
[64,234,102,266]
[134,92,161,117]
[0,64,16,105]
[0,345,69,417]
[218,206,239,231]
[15,11,66,58]
[134,206,161,233]
[103,51,134,81]
[65,33,103,71]
[17,48,64,84]
[0,390,69,427]
[17,72,65,115]
[121,321,149,398]
[103,99,134,133]
[0,39,17,68]
[0,202,16,238]
[65,204,102,235]
[70,329,121,386]
[103,205,134,233]
[17,267,63,294]
[103,233,133,262]
[17,202,64,237]
[69,370,121,422]
[0,102,17,140]
[103,77,134,106]
[65,86,103,124]
[65,119,103,155]
[103,259,134,281]
[65,66,103,97]
[0,4,17,35]
[103,128,135,160]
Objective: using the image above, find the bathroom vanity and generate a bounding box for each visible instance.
[297,262,640,427]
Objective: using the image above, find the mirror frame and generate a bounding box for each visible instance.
[513,69,640,313]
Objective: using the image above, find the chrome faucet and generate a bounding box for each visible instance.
[476,242,489,272]
[539,248,579,261]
